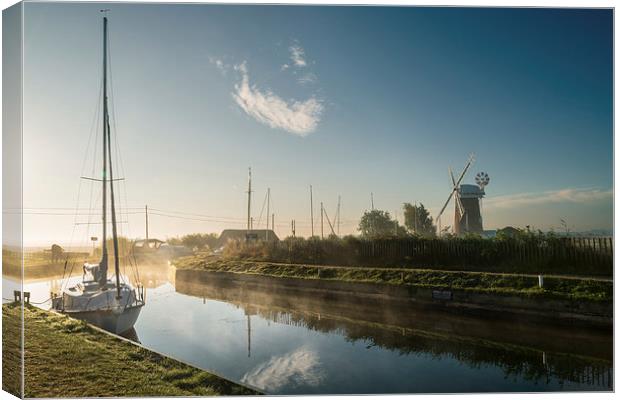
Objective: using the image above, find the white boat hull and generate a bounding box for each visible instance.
[52,280,145,335]
[64,304,143,335]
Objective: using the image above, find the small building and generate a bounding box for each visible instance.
[218,229,279,247]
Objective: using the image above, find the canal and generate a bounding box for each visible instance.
[4,261,613,394]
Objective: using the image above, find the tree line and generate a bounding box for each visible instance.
[358,203,436,239]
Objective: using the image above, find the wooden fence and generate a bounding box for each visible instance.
[355,237,613,275]
[259,236,613,276]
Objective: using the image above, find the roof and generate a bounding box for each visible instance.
[459,184,485,198]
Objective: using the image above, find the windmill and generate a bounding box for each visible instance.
[436,154,489,236]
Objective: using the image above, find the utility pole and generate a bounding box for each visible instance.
[247,168,252,232]
[320,202,324,239]
[266,188,270,230]
[272,214,274,235]
[310,185,314,238]
[371,192,374,210]
[145,205,149,242]
[291,219,296,237]
[266,188,270,240]
[250,217,254,230]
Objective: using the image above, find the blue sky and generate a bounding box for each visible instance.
[19,3,612,245]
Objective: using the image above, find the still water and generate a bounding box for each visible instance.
[6,261,613,394]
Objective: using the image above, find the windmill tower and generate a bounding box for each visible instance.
[436,155,490,236]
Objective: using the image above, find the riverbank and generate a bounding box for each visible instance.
[175,257,612,326]
[1,303,259,397]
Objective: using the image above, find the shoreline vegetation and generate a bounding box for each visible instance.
[1,303,259,397]
[217,235,613,277]
[175,256,612,304]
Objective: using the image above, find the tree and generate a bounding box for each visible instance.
[180,233,219,251]
[166,237,182,245]
[403,203,436,237]
[358,210,406,238]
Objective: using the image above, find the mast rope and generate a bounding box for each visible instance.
[60,62,104,294]
[107,26,140,286]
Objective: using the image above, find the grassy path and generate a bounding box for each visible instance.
[2,303,259,397]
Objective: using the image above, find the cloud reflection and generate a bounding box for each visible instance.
[241,346,325,390]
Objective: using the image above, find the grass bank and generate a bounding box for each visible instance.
[1,303,259,397]
[176,256,612,303]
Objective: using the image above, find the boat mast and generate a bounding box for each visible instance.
[102,14,123,300]
[99,14,108,287]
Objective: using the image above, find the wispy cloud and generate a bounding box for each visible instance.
[289,43,307,67]
[241,347,325,390]
[232,62,323,136]
[209,56,229,75]
[485,188,612,209]
[298,72,317,85]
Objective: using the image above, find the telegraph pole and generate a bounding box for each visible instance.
[145,205,149,242]
[266,188,270,230]
[266,188,270,240]
[272,214,274,235]
[371,192,374,210]
[247,168,252,231]
[291,220,296,237]
[310,185,314,238]
[320,202,324,239]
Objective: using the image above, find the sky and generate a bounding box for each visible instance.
[14,3,613,246]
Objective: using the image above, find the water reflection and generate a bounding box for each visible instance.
[11,261,613,394]
[175,271,612,392]
[242,346,326,391]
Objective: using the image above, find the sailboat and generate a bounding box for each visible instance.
[52,14,145,335]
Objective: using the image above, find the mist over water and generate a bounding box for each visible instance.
[7,261,612,394]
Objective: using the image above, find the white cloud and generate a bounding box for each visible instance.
[232,62,323,136]
[289,44,307,67]
[298,73,317,85]
[209,56,229,75]
[485,188,612,209]
[281,64,290,71]
[241,347,325,390]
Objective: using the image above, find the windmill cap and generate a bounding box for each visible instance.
[459,184,485,198]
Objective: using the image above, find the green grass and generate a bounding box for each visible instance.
[2,303,259,397]
[176,256,612,303]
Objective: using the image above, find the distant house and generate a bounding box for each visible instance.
[218,229,279,247]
